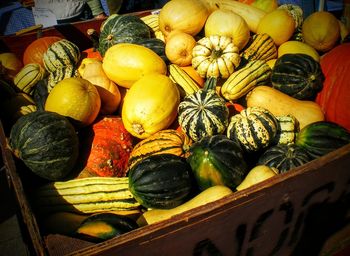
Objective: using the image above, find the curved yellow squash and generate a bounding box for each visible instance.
[122,74,180,139]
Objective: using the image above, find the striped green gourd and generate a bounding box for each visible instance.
[221,59,272,101]
[227,106,278,152]
[43,39,81,73]
[9,111,79,181]
[178,77,229,142]
[34,177,140,214]
[258,143,311,173]
[128,154,194,209]
[47,65,78,92]
[98,14,151,56]
[13,63,45,95]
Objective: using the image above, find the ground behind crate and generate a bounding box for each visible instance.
[0,168,29,256]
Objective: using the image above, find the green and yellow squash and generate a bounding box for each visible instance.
[187,135,248,191]
[227,106,278,152]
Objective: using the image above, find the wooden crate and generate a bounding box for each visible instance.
[1,15,350,256]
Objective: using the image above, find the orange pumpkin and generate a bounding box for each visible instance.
[81,115,134,177]
[316,43,350,131]
[82,48,102,60]
[23,36,62,67]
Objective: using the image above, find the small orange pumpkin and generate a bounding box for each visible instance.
[80,115,134,177]
[23,36,62,67]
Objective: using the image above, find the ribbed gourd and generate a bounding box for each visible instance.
[187,135,248,191]
[221,59,272,101]
[178,77,229,142]
[191,35,241,79]
[128,129,192,171]
[98,14,151,56]
[128,154,194,209]
[13,63,45,95]
[258,143,311,173]
[9,111,79,181]
[240,33,278,65]
[227,106,278,152]
[43,39,81,73]
[271,53,325,100]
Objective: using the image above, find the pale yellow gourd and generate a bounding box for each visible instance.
[246,86,325,129]
[236,165,277,191]
[204,9,250,50]
[80,59,121,114]
[137,185,233,226]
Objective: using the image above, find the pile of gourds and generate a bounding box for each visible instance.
[1,0,350,243]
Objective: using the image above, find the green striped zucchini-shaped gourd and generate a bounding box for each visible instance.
[227,106,278,152]
[178,77,229,142]
[34,177,141,214]
[47,65,78,92]
[221,59,272,101]
[13,63,45,95]
[43,39,81,73]
[240,33,277,64]
[128,129,192,171]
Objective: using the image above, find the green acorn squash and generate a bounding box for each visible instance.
[271,53,325,100]
[295,121,350,159]
[187,135,248,191]
[258,143,311,173]
[98,14,151,56]
[9,111,79,181]
[128,154,194,209]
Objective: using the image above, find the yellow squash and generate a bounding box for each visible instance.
[102,43,167,88]
[122,73,180,139]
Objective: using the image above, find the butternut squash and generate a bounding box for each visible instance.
[137,185,233,226]
[246,86,324,129]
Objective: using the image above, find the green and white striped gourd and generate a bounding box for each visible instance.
[47,65,78,92]
[227,106,278,152]
[43,39,81,73]
[178,77,229,142]
[13,63,45,95]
